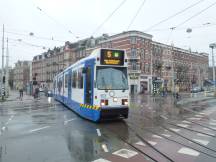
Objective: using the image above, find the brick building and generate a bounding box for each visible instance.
[32,30,209,93]
[13,60,31,90]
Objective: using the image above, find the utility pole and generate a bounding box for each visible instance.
[171,43,175,95]
[6,38,9,96]
[1,24,5,100]
[209,43,216,96]
[150,45,153,94]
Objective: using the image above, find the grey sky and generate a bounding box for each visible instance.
[0,0,216,67]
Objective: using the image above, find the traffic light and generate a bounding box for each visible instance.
[3,76,5,84]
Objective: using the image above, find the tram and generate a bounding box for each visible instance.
[53,48,129,122]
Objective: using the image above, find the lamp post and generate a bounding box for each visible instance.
[209,43,216,96]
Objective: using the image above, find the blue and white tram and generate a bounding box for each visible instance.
[53,48,129,122]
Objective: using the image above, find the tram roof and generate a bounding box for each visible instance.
[55,48,126,77]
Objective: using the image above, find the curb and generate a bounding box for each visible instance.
[176,97,215,106]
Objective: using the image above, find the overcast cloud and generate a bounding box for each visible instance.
[0,0,216,67]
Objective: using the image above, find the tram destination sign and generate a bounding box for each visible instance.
[100,49,124,65]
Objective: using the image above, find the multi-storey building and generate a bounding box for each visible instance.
[13,60,31,90]
[32,30,209,94]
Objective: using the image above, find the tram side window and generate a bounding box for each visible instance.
[72,71,77,88]
[78,69,83,89]
[65,74,68,88]
[58,77,63,93]
[53,80,56,90]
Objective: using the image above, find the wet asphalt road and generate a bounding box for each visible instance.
[1,92,216,162]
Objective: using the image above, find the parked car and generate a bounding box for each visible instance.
[191,87,204,93]
[45,90,53,97]
[39,88,44,92]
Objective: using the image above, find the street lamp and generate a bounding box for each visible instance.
[209,43,216,95]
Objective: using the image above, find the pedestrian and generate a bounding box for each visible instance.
[19,87,24,100]
[34,86,39,98]
[175,85,180,99]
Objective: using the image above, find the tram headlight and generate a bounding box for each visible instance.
[100,99,108,106]
[122,99,128,105]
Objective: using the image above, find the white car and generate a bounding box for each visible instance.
[39,88,44,92]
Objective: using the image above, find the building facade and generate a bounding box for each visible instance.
[32,30,209,93]
[13,60,31,90]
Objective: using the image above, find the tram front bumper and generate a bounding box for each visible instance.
[100,105,129,119]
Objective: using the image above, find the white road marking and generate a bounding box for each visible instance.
[64,118,76,125]
[92,158,111,162]
[177,124,189,128]
[196,133,209,137]
[160,115,168,120]
[148,141,157,146]
[210,127,216,130]
[162,133,171,137]
[152,134,163,139]
[209,122,216,126]
[96,129,101,136]
[29,126,50,133]
[195,115,203,118]
[210,119,216,122]
[193,139,209,146]
[203,128,211,131]
[135,141,146,146]
[170,128,180,132]
[182,120,191,124]
[8,115,14,122]
[178,147,200,156]
[188,117,201,120]
[1,126,6,131]
[112,148,138,158]
[101,144,109,152]
[199,112,206,115]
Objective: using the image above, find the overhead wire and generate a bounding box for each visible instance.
[146,22,216,32]
[5,30,66,43]
[144,0,205,32]
[126,0,147,30]
[175,1,216,28]
[35,6,79,39]
[8,38,50,49]
[91,0,127,36]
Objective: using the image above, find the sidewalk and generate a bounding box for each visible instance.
[1,90,34,102]
[177,92,215,106]
[132,92,215,110]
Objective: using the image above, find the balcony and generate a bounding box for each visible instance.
[128,66,141,74]
[127,54,140,60]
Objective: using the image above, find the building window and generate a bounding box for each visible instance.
[130,36,137,44]
[141,48,145,58]
[131,62,137,70]
[131,48,137,57]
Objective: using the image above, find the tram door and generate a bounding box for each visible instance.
[85,66,93,105]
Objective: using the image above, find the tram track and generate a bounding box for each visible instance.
[184,119,216,131]
[126,119,216,159]
[103,122,175,162]
[126,110,216,159]
[166,122,216,138]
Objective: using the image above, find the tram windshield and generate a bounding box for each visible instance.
[96,66,128,90]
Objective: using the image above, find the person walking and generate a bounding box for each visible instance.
[19,87,24,100]
[34,86,39,99]
[175,85,180,99]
